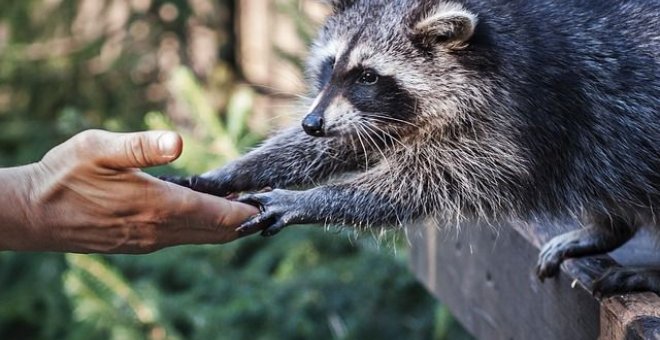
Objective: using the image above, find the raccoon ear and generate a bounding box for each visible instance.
[319,0,355,12]
[410,4,477,49]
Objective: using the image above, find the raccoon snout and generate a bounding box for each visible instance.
[302,112,325,137]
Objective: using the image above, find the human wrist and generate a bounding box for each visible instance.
[0,163,45,251]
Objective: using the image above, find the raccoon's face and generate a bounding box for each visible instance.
[302,0,478,140]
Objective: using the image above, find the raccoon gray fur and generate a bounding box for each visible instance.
[163,0,660,296]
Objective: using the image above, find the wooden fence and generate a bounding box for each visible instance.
[408,220,660,339]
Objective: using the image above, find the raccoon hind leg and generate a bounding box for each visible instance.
[536,215,637,281]
[592,267,660,297]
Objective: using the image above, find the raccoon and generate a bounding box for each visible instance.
[164,0,660,296]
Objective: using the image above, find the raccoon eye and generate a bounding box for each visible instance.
[358,69,379,85]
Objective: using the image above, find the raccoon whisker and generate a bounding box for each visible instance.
[361,119,395,148]
[265,111,301,122]
[364,114,421,128]
[353,123,371,171]
[365,122,412,152]
[362,117,415,148]
[358,121,393,173]
[362,122,396,159]
[365,121,401,142]
[356,122,377,152]
[366,115,418,128]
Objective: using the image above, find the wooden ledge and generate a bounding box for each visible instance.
[407,220,660,339]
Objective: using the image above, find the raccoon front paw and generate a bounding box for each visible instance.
[536,234,581,281]
[236,189,311,237]
[159,175,233,197]
[592,267,660,298]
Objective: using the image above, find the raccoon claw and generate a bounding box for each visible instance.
[158,175,193,187]
[536,261,561,283]
[591,268,660,298]
[236,210,278,235]
[236,211,298,237]
[236,189,310,237]
[536,235,580,281]
[159,175,231,197]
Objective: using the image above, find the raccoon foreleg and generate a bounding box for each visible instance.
[162,127,363,196]
[236,177,411,236]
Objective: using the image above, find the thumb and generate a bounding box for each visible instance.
[98,130,183,169]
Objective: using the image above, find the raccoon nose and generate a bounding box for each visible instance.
[302,114,325,137]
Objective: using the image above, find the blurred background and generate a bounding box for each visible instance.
[0,0,471,339]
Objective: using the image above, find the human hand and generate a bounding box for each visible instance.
[10,129,258,253]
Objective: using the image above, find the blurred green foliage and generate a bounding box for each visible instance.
[0,1,471,339]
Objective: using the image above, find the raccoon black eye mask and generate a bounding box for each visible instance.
[163,0,659,297]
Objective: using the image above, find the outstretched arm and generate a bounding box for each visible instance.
[165,126,370,196]
[237,164,419,236]
[0,130,258,253]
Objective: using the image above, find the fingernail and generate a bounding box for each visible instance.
[157,132,179,158]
